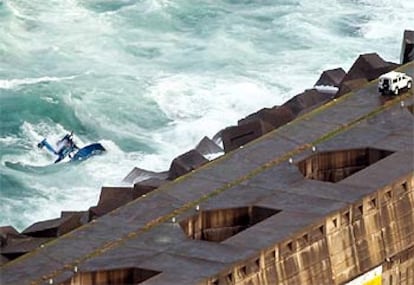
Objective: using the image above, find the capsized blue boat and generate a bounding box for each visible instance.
[71,143,106,161]
[37,132,105,163]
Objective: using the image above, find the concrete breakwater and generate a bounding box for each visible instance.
[1,30,413,285]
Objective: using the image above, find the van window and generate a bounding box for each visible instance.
[393,79,397,83]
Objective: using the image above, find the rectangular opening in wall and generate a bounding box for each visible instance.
[296,148,394,183]
[385,190,392,200]
[240,266,247,277]
[61,267,161,285]
[342,211,350,225]
[179,206,281,242]
[369,198,377,209]
[255,258,260,268]
[226,273,233,283]
[319,225,324,235]
[287,241,293,252]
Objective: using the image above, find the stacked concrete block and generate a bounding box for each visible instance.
[0,226,21,265]
[134,177,167,193]
[195,136,223,158]
[314,68,346,87]
[238,106,294,129]
[337,53,399,97]
[61,211,90,226]
[89,186,143,218]
[222,97,313,153]
[342,53,399,83]
[221,119,274,153]
[337,78,369,97]
[283,89,332,116]
[168,149,209,180]
[0,254,9,265]
[401,30,414,64]
[0,236,52,262]
[122,167,168,184]
[0,226,19,247]
[22,213,83,238]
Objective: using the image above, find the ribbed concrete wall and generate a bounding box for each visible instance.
[207,173,414,285]
[382,245,414,285]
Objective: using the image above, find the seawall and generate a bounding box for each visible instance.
[1,31,413,285]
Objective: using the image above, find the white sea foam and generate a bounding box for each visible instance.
[0,135,21,146]
[0,75,76,89]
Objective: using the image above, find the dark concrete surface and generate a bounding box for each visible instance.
[1,62,413,285]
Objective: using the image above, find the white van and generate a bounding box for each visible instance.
[378,71,412,95]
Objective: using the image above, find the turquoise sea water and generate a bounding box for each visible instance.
[1,0,413,231]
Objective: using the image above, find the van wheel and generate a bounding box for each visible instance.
[408,81,412,89]
[394,88,399,95]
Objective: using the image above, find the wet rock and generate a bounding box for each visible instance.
[168,149,209,180]
[314,68,346,87]
[401,30,414,64]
